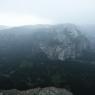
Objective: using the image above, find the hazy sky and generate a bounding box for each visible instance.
[0,0,95,26]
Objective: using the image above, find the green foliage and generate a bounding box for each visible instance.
[0,48,95,95]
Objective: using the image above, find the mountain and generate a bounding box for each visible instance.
[0,25,9,30]
[0,24,94,95]
[0,24,89,61]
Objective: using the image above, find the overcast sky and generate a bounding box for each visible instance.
[0,0,95,26]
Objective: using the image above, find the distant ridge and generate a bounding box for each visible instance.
[0,25,10,30]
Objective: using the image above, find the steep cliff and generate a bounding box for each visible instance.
[36,24,88,60]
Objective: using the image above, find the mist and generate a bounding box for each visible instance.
[0,0,95,95]
[0,0,95,26]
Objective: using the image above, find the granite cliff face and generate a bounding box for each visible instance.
[0,87,73,95]
[37,24,88,60]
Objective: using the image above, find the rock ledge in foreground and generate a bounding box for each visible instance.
[0,87,73,95]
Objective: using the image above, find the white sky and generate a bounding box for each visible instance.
[0,0,95,26]
[0,13,52,26]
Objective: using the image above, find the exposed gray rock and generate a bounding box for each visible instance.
[0,87,73,95]
[39,24,88,60]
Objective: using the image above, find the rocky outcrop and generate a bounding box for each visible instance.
[38,24,88,60]
[0,87,73,95]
